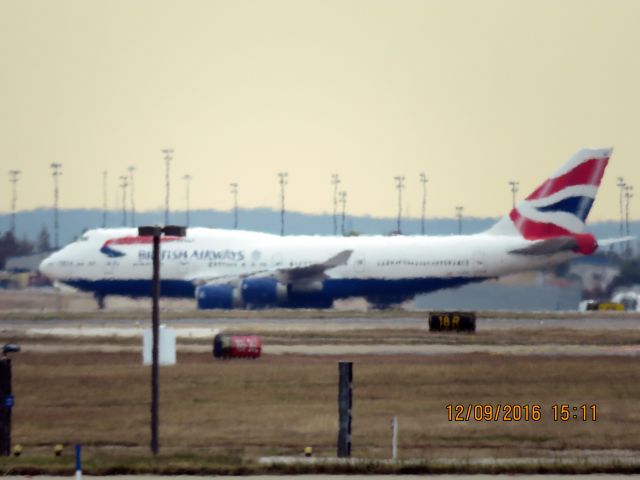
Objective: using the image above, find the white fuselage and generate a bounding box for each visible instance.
[39,227,577,308]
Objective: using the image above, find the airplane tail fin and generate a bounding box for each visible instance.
[487,147,612,253]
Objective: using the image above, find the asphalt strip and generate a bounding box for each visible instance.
[16,342,640,356]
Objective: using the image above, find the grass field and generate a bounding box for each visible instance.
[2,324,640,475]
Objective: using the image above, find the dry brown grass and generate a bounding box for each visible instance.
[9,347,640,463]
[12,326,640,348]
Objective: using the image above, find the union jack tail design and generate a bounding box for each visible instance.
[488,148,612,254]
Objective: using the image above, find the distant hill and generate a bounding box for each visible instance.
[0,208,636,249]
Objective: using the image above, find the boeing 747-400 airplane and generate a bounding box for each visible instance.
[39,148,627,309]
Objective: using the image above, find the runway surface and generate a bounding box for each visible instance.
[3,313,640,356]
[3,314,640,331]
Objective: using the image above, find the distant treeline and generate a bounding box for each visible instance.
[0,227,51,269]
[0,208,635,250]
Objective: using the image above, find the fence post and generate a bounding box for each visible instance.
[337,361,353,458]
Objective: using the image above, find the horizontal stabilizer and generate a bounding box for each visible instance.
[509,236,580,256]
[597,236,636,247]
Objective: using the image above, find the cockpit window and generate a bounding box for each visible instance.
[78,235,89,242]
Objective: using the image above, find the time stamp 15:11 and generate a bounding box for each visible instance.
[446,404,597,422]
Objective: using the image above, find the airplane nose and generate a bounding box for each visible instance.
[39,256,55,279]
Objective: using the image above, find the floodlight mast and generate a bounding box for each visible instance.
[455,205,464,234]
[394,176,405,234]
[50,163,62,249]
[331,174,340,235]
[119,175,128,227]
[419,173,428,235]
[624,185,634,257]
[162,148,174,225]
[278,172,288,236]
[509,180,519,209]
[617,177,626,238]
[230,183,239,229]
[8,170,20,236]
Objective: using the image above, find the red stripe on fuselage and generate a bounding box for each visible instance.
[526,157,608,201]
[104,236,181,247]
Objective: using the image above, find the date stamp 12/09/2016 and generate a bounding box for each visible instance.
[446,404,597,422]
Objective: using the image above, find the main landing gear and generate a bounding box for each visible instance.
[94,292,106,310]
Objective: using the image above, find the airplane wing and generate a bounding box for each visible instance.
[190,249,353,286]
[510,236,635,256]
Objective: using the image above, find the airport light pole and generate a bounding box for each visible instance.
[331,174,340,235]
[50,163,62,249]
[138,224,186,456]
[8,170,20,236]
[230,182,238,229]
[419,173,428,235]
[162,148,174,225]
[455,206,464,234]
[509,180,519,209]
[617,177,626,238]
[278,172,288,236]
[119,175,128,227]
[182,174,192,226]
[102,171,108,228]
[128,166,136,227]
[394,176,405,234]
[339,190,347,236]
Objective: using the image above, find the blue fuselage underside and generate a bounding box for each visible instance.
[64,276,489,302]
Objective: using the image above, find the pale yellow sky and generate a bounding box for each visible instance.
[0,0,638,221]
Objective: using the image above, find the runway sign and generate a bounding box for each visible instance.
[586,302,625,311]
[428,312,476,332]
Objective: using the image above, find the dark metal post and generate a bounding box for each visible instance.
[150,230,161,455]
[139,225,184,456]
[337,361,353,458]
[0,357,12,456]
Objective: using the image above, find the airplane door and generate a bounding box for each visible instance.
[177,259,189,276]
[471,250,487,274]
[271,253,283,268]
[104,260,116,278]
[353,253,366,274]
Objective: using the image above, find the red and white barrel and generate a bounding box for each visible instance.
[213,334,262,359]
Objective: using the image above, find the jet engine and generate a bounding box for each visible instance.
[196,284,242,309]
[196,278,333,309]
[240,278,288,308]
